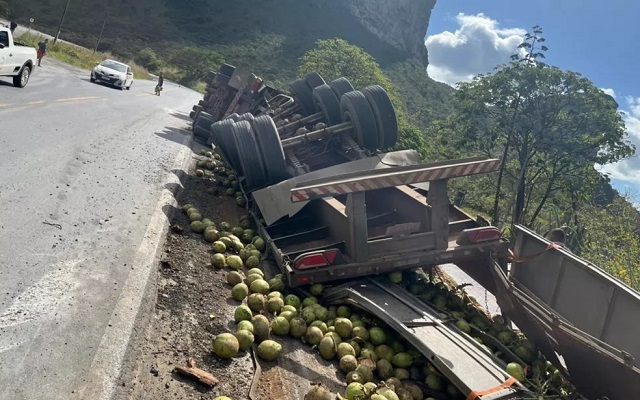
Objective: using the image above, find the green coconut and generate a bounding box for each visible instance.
[339,354,358,373]
[237,320,254,333]
[226,271,244,286]
[334,318,353,339]
[305,326,324,346]
[204,228,220,243]
[506,362,526,382]
[256,340,282,361]
[310,320,328,334]
[252,315,271,343]
[309,283,324,296]
[250,279,270,294]
[211,253,226,269]
[319,336,338,360]
[245,274,264,286]
[354,364,374,383]
[231,283,249,301]
[346,371,365,385]
[377,359,394,380]
[289,318,307,338]
[351,326,369,342]
[247,293,266,313]
[336,305,352,318]
[219,221,231,231]
[271,316,290,336]
[234,305,252,323]
[266,297,285,314]
[190,221,205,233]
[393,368,410,380]
[227,255,243,270]
[247,268,264,277]
[253,237,266,252]
[212,241,227,253]
[369,327,387,346]
[235,329,255,351]
[337,342,356,359]
[279,311,295,322]
[212,333,239,359]
[425,373,444,391]
[188,212,202,222]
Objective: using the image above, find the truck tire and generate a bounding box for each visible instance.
[194,112,214,130]
[313,84,342,126]
[212,119,242,171]
[13,65,31,88]
[340,91,379,152]
[305,71,326,89]
[329,77,355,99]
[189,111,196,120]
[233,121,268,188]
[228,113,240,122]
[220,63,236,76]
[205,71,217,84]
[361,85,398,149]
[193,126,210,144]
[250,115,288,184]
[198,99,206,106]
[289,79,316,116]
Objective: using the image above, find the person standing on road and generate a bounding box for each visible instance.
[10,21,17,35]
[37,38,49,67]
[155,73,164,96]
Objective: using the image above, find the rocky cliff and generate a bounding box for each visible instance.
[8,0,434,66]
[344,0,436,64]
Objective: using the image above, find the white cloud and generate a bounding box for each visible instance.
[425,13,526,86]
[598,96,640,183]
[602,88,616,98]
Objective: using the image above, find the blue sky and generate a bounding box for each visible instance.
[424,0,639,201]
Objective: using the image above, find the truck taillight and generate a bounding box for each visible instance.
[456,227,502,245]
[293,249,339,270]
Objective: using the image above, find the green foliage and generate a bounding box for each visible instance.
[298,38,427,158]
[440,28,634,229]
[0,0,9,17]
[18,33,151,79]
[579,196,640,290]
[135,48,163,73]
[168,46,223,85]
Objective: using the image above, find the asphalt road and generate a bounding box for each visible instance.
[0,59,201,399]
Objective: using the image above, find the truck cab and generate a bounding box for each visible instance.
[0,27,37,87]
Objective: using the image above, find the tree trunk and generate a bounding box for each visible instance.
[491,97,520,226]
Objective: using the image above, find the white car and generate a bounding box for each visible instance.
[91,59,133,90]
[0,27,37,88]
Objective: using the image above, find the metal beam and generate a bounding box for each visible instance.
[290,158,501,202]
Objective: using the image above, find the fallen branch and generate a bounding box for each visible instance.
[173,357,218,388]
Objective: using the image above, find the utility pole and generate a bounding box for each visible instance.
[93,16,107,54]
[53,0,71,44]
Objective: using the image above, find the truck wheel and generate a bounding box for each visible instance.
[329,77,355,99]
[205,71,217,84]
[361,85,398,149]
[228,113,240,122]
[219,63,236,76]
[212,119,242,171]
[194,112,214,130]
[251,115,288,184]
[305,71,326,89]
[189,111,196,120]
[13,65,31,88]
[340,91,379,152]
[193,126,210,144]
[233,121,268,189]
[289,79,316,116]
[313,84,342,126]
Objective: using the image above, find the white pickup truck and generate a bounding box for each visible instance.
[0,27,37,87]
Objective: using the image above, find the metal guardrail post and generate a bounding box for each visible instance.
[346,192,368,262]
[429,179,449,250]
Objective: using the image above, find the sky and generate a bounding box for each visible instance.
[424,0,640,201]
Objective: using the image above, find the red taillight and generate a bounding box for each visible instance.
[293,249,340,270]
[295,275,311,284]
[456,227,502,245]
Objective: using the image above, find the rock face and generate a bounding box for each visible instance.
[342,0,436,64]
[8,0,436,65]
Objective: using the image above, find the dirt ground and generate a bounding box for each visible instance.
[125,150,345,400]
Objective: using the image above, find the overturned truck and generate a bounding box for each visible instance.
[188,64,640,399]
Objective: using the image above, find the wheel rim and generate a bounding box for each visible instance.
[21,68,29,86]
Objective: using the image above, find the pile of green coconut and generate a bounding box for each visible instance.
[194,150,246,207]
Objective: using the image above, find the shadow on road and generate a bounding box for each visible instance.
[0,79,15,87]
[154,126,192,147]
[170,111,192,122]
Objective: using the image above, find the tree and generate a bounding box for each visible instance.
[135,48,163,73]
[169,46,223,84]
[447,27,635,229]
[0,0,8,18]
[298,38,427,158]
